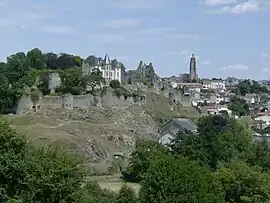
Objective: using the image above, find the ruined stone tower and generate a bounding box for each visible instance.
[189,53,197,81]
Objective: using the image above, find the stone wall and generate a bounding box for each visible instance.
[48,72,61,93]
[41,96,63,109]
[16,91,143,115]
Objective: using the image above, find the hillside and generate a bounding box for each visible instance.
[5,92,200,174]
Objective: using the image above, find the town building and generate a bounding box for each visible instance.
[202,79,226,90]
[82,53,121,83]
[159,118,198,145]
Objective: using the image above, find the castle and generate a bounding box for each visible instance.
[82,53,121,83]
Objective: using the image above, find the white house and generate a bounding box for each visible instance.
[254,116,270,128]
[82,54,122,83]
[210,80,226,89]
[202,80,226,90]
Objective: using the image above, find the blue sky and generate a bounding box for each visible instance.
[0,0,270,79]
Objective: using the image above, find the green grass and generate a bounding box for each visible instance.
[87,175,140,194]
[144,92,200,126]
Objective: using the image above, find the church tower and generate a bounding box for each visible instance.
[189,53,198,81]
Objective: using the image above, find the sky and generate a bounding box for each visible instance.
[0,0,270,80]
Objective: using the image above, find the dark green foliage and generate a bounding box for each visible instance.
[235,79,268,96]
[0,75,13,113]
[228,96,250,117]
[247,140,270,172]
[82,69,105,94]
[171,115,252,170]
[0,119,85,202]
[27,48,46,70]
[122,139,168,182]
[76,181,117,203]
[116,184,137,203]
[57,69,87,95]
[215,160,270,203]
[139,155,225,203]
[110,80,121,89]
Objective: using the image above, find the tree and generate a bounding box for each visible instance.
[180,73,191,83]
[0,75,13,113]
[0,119,28,202]
[27,48,46,70]
[5,52,31,86]
[110,80,121,89]
[0,119,85,202]
[72,56,83,67]
[116,184,137,203]
[139,154,225,203]
[247,140,270,172]
[45,52,58,69]
[215,160,270,203]
[171,115,252,170]
[57,53,77,69]
[236,79,268,96]
[85,55,97,66]
[83,69,105,93]
[23,147,85,203]
[57,69,86,95]
[122,139,168,182]
[228,96,250,117]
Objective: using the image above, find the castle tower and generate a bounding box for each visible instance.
[104,53,112,81]
[189,53,198,81]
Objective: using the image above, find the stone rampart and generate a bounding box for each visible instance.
[16,91,143,115]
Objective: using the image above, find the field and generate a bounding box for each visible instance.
[87,174,140,194]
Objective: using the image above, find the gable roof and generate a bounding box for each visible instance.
[161,118,197,135]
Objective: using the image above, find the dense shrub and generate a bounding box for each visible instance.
[110,80,121,89]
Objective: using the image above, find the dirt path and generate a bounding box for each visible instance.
[11,120,114,129]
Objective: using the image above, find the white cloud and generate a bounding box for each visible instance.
[206,0,270,14]
[200,60,212,65]
[37,25,77,34]
[262,68,270,73]
[101,19,140,28]
[221,64,249,71]
[202,0,237,6]
[0,1,54,28]
[261,52,270,58]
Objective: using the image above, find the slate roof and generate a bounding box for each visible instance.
[161,118,198,136]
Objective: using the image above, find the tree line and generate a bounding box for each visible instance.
[0,48,126,114]
[121,115,270,202]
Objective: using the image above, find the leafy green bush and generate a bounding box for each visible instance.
[0,119,85,202]
[116,184,137,203]
[110,80,121,89]
[139,154,225,203]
